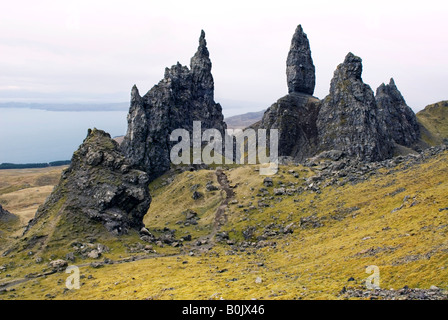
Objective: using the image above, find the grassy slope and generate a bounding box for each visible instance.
[144,169,223,240]
[1,151,447,300]
[417,101,448,144]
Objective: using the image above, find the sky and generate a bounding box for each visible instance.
[0,0,447,117]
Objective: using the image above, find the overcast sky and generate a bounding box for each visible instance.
[1,0,447,117]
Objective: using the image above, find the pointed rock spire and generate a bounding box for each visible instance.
[286,25,316,95]
[131,84,141,103]
[375,78,420,147]
[190,29,214,100]
[316,53,394,162]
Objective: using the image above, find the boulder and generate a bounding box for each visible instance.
[49,259,68,270]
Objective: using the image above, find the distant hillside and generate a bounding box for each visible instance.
[417,101,448,144]
[225,110,265,129]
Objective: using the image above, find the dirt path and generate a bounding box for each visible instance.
[213,168,234,231]
[189,169,234,251]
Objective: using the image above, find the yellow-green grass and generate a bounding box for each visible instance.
[145,169,224,240]
[1,151,447,299]
[0,166,66,225]
[417,101,448,144]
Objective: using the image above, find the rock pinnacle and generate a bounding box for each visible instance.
[286,24,316,95]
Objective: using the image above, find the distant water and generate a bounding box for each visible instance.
[0,108,128,163]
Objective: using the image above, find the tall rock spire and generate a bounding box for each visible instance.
[286,25,316,95]
[255,24,320,161]
[190,30,214,100]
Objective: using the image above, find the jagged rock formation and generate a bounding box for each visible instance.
[121,30,227,181]
[316,53,395,162]
[25,129,151,236]
[257,25,428,163]
[286,25,316,95]
[376,78,420,147]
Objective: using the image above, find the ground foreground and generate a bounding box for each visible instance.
[0,149,447,300]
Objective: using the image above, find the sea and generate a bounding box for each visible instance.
[0,108,128,164]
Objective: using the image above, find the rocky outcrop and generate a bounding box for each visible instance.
[286,25,316,95]
[121,30,227,182]
[255,92,320,162]
[316,53,394,162]
[257,24,431,164]
[0,204,16,223]
[25,129,151,236]
[376,78,420,147]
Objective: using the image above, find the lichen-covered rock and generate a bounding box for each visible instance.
[121,30,227,182]
[25,128,151,236]
[316,53,394,162]
[286,25,316,95]
[376,78,420,147]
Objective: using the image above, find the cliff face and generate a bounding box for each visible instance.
[316,53,395,162]
[26,129,151,236]
[257,93,320,162]
[121,30,227,182]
